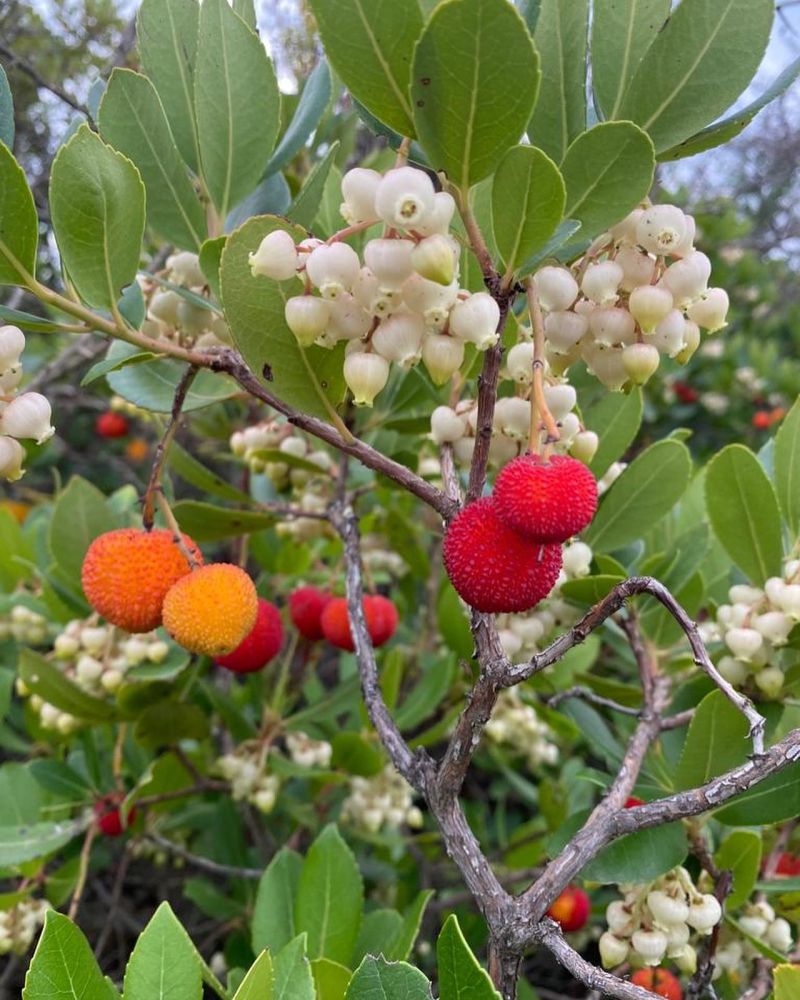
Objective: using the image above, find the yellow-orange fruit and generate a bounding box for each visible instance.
[161,564,258,657]
[82,528,202,633]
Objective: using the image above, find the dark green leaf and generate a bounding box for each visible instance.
[48,476,120,584]
[676,691,750,791]
[437,914,500,1000]
[268,60,332,174]
[586,388,643,479]
[0,140,38,285]
[18,649,113,723]
[22,911,112,1000]
[345,956,432,1000]
[288,144,340,232]
[715,830,761,910]
[774,396,800,535]
[172,500,275,543]
[168,444,251,504]
[123,902,203,1000]
[0,65,13,149]
[715,761,800,826]
[253,849,304,955]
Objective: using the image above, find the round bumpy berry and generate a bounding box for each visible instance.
[215,599,284,673]
[320,595,399,651]
[94,796,137,837]
[82,528,202,633]
[547,886,591,932]
[289,586,333,640]
[629,968,682,1000]
[442,497,562,614]
[95,412,130,438]
[494,454,598,543]
[162,564,258,657]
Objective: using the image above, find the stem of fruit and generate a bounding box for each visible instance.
[525,279,560,453]
[112,722,127,793]
[155,491,201,569]
[271,632,299,716]
[68,819,98,921]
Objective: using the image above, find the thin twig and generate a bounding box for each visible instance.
[68,821,99,920]
[545,686,641,717]
[0,41,88,116]
[142,365,198,528]
[141,833,263,879]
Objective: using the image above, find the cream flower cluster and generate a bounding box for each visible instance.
[340,764,423,834]
[249,166,503,405]
[600,867,722,973]
[715,565,800,698]
[0,603,49,645]
[0,325,55,482]
[484,689,558,768]
[534,203,728,391]
[215,750,280,814]
[285,731,333,769]
[143,251,231,349]
[713,900,792,983]
[0,898,51,956]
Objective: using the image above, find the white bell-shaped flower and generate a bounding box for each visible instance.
[635,205,689,255]
[543,383,577,420]
[647,890,689,927]
[415,191,456,236]
[249,229,299,281]
[0,435,25,481]
[0,325,25,374]
[755,666,785,699]
[411,234,457,286]
[753,610,793,646]
[448,292,500,349]
[374,167,436,230]
[581,261,623,306]
[305,243,360,299]
[421,333,464,385]
[583,343,628,392]
[616,246,656,291]
[149,289,182,326]
[599,932,629,969]
[494,397,530,441]
[725,626,764,661]
[1,392,54,444]
[589,307,636,347]
[648,310,686,358]
[766,918,793,952]
[686,894,721,934]
[343,351,389,406]
[402,274,459,329]
[675,319,701,364]
[167,250,205,286]
[570,431,598,464]
[533,266,579,312]
[660,251,711,307]
[340,168,382,225]
[325,294,372,342]
[631,928,668,966]
[688,287,729,332]
[372,312,424,369]
[364,238,415,289]
[609,207,645,246]
[284,296,330,347]
[544,310,588,353]
[505,342,534,384]
[430,406,466,445]
[629,285,674,333]
[622,342,660,385]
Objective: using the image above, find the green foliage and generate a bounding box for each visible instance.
[715,830,761,910]
[22,911,115,1000]
[0,64,13,149]
[675,691,750,790]
[774,395,800,536]
[0,140,38,285]
[437,915,500,1000]
[346,956,432,1000]
[124,902,203,999]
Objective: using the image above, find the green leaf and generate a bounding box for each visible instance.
[517,219,582,277]
[491,146,565,275]
[560,574,625,606]
[233,0,257,29]
[775,396,800,536]
[715,761,800,826]
[0,818,84,868]
[0,140,38,285]
[234,951,274,1000]
[591,0,670,119]
[774,964,800,1000]
[561,122,655,239]
[22,911,112,1000]
[527,0,589,163]
[584,439,692,553]
[49,125,145,309]
[676,690,750,791]
[195,0,280,216]
[137,0,201,172]
[104,341,238,412]
[18,649,113,723]
[437,581,473,659]
[586,388,643,479]
[168,444,251,504]
[253,848,304,955]
[274,935,315,1000]
[268,59,332,175]
[384,891,434,962]
[295,824,363,965]
[48,475,119,585]
[705,444,783,585]
[29,760,91,802]
[172,500,275,543]
[133,701,209,748]
[583,823,687,884]
[715,830,761,910]
[331,733,384,778]
[98,68,206,251]
[312,959,352,1000]
[123,902,202,1000]
[0,65,13,149]
[199,236,226,300]
[437,914,500,1000]
[220,216,347,421]
[353,910,403,964]
[288,144,341,232]
[0,304,68,332]
[0,762,47,824]
[616,0,774,153]
[81,349,162,387]
[309,0,422,137]
[345,956,432,1000]
[228,173,292,232]
[411,0,540,190]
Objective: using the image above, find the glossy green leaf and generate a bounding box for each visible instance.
[586,387,643,479]
[18,649,114,723]
[384,890,434,962]
[676,691,750,791]
[234,951,274,1000]
[268,59,332,174]
[98,68,206,250]
[411,0,540,190]
[253,848,304,955]
[49,125,145,309]
[517,219,582,277]
[0,304,68,332]
[591,0,670,119]
[0,819,84,868]
[705,444,783,585]
[561,122,655,238]
[715,761,800,826]
[312,958,351,1000]
[560,574,624,605]
[774,964,800,1000]
[227,172,292,232]
[345,956,432,1000]
[288,144,341,233]
[583,823,687,883]
[0,141,38,285]
[775,396,800,535]
[616,0,774,153]
[29,760,91,801]
[353,910,403,965]
[81,349,161,387]
[273,935,315,1000]
[123,902,202,1000]
[330,733,384,778]
[584,439,692,553]
[171,500,275,542]
[491,145,564,274]
[295,825,363,965]
[715,830,761,910]
[194,0,280,216]
[133,701,209,748]
[309,0,422,137]
[22,911,113,1000]
[220,215,346,421]
[0,65,13,149]
[48,476,119,585]
[528,0,589,162]
[168,444,251,504]
[137,0,200,171]
[437,914,500,1000]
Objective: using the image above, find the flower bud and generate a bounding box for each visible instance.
[589,307,636,347]
[326,293,372,343]
[365,238,415,290]
[716,941,743,971]
[557,412,581,446]
[505,342,534,384]
[0,436,24,481]
[599,932,629,969]
[430,406,466,445]
[755,666,784,699]
[675,319,701,365]
[167,251,205,287]
[494,396,530,441]
[605,900,634,934]
[660,251,711,307]
[543,383,577,420]
[631,928,668,966]
[76,655,104,683]
[648,310,686,358]
[647,890,689,927]
[149,289,182,326]
[374,167,435,230]
[449,293,500,349]
[583,344,628,392]
[581,261,623,306]
[306,243,360,299]
[411,234,457,286]
[725,626,763,661]
[401,274,458,329]
[544,311,588,353]
[754,610,792,646]
[622,343,660,385]
[176,298,210,334]
[673,943,697,975]
[284,296,330,347]
[688,288,729,332]
[609,207,645,245]
[533,267,579,312]
[415,191,456,236]
[629,286,673,333]
[101,669,124,692]
[738,914,768,939]
[422,333,464,385]
[0,366,23,394]
[665,921,691,954]
[766,917,793,952]
[372,312,424,369]
[717,656,749,685]
[635,205,688,255]
[1,392,54,444]
[570,431,598,464]
[616,247,656,291]
[0,325,25,374]
[343,351,389,406]
[780,584,800,619]
[249,230,299,281]
[686,894,721,934]
[340,167,382,225]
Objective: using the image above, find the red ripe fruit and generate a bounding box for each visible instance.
[320,595,399,651]
[776,852,800,876]
[630,968,682,1000]
[94,797,137,837]
[289,586,333,640]
[442,497,562,613]
[95,411,130,438]
[493,454,598,543]
[752,410,772,430]
[215,599,284,673]
[547,885,591,932]
[625,796,645,808]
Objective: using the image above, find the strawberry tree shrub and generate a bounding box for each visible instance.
[0,1,799,998]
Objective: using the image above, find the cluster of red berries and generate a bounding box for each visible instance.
[443,454,597,613]
[289,586,398,651]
